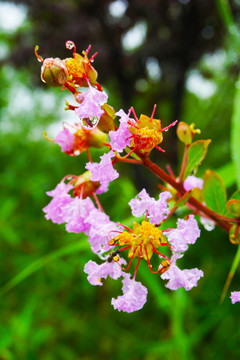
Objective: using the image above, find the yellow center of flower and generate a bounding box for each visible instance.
[128,114,163,151]
[64,54,85,77]
[113,221,167,261]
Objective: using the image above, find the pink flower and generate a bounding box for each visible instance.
[55,128,75,153]
[84,258,126,286]
[161,255,204,291]
[109,110,134,153]
[183,175,203,192]
[84,208,121,253]
[129,189,171,224]
[230,291,240,304]
[75,85,108,125]
[111,273,148,313]
[63,197,95,234]
[43,182,74,224]
[85,151,119,194]
[165,215,200,253]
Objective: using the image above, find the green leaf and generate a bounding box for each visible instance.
[215,162,236,188]
[227,200,240,216]
[231,76,240,187]
[183,139,211,179]
[203,170,227,215]
[230,189,240,201]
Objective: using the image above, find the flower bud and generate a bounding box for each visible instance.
[73,171,100,198]
[177,122,192,145]
[41,58,68,87]
[97,104,116,133]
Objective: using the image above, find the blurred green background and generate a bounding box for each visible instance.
[1,0,240,359]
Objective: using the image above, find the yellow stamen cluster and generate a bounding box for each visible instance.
[113,221,167,261]
[128,114,163,151]
[64,54,85,78]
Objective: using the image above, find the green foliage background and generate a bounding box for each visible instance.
[1,1,240,359]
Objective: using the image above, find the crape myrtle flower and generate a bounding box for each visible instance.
[183,175,203,192]
[54,126,107,156]
[129,188,172,224]
[183,175,215,232]
[109,109,135,153]
[84,208,121,253]
[230,291,240,304]
[84,257,126,286]
[111,273,148,313]
[160,254,204,291]
[164,215,200,253]
[127,105,178,154]
[43,182,74,224]
[86,151,119,194]
[55,128,75,153]
[75,84,108,129]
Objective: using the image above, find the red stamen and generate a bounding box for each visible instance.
[88,52,98,63]
[117,223,133,232]
[151,243,170,261]
[86,148,92,163]
[61,174,78,183]
[133,253,142,280]
[117,146,138,159]
[155,145,165,153]
[144,210,149,222]
[161,120,178,132]
[129,107,139,122]
[34,45,44,63]
[145,246,160,274]
[92,192,104,212]
[119,245,131,252]
[85,44,92,56]
[120,247,138,272]
[95,82,102,91]
[150,104,157,120]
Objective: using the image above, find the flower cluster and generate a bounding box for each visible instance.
[38,41,237,313]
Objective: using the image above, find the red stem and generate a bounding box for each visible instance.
[138,153,231,232]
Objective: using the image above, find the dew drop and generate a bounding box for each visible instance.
[66,41,75,50]
[80,116,99,130]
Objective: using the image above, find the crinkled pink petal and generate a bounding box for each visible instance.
[43,182,74,224]
[84,258,126,286]
[161,256,204,291]
[129,189,171,224]
[109,110,134,153]
[85,208,121,253]
[230,291,240,304]
[183,175,203,192]
[63,197,95,234]
[86,151,119,194]
[166,215,200,253]
[55,128,75,152]
[111,273,148,313]
[75,86,108,120]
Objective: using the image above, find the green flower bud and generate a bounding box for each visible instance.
[177,122,192,145]
[41,58,68,87]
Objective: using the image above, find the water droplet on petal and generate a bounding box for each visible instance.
[80,116,99,130]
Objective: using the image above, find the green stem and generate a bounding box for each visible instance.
[216,0,236,34]
[220,244,240,303]
[179,144,189,182]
